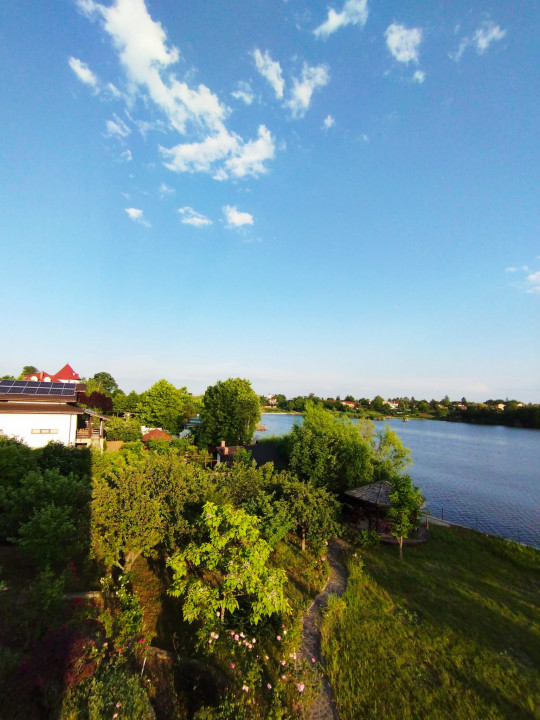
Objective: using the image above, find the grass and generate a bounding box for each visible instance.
[321,526,540,720]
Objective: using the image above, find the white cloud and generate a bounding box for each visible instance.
[106,113,131,137]
[413,70,425,83]
[158,182,175,196]
[120,149,132,161]
[68,57,98,87]
[505,267,517,273]
[223,205,254,228]
[178,206,212,227]
[125,207,150,226]
[252,49,285,99]
[224,125,275,179]
[78,0,276,180]
[231,81,254,105]
[451,20,506,61]
[474,21,506,53]
[323,115,335,129]
[161,125,275,180]
[314,0,368,38]
[525,271,540,294]
[385,24,422,64]
[286,63,330,118]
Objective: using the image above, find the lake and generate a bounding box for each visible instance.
[254,414,540,549]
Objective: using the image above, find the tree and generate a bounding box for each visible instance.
[375,426,411,481]
[289,404,375,493]
[138,379,195,435]
[200,378,261,446]
[105,417,142,442]
[91,457,164,572]
[387,474,423,560]
[168,502,289,625]
[90,371,119,396]
[21,365,38,378]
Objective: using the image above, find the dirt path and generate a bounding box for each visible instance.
[299,538,349,720]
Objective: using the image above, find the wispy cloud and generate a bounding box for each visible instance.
[231,81,254,105]
[314,0,368,39]
[252,49,285,99]
[525,271,540,294]
[385,24,423,64]
[451,20,506,61]
[323,114,335,129]
[286,63,330,118]
[76,0,275,180]
[413,70,425,84]
[106,114,130,137]
[158,182,175,197]
[120,149,132,162]
[223,205,254,228]
[68,56,98,87]
[178,206,212,226]
[125,207,150,226]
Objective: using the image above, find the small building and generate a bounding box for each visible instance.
[0,379,109,449]
[24,363,81,384]
[344,480,393,533]
[142,428,173,442]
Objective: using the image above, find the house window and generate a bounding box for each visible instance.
[31,429,59,434]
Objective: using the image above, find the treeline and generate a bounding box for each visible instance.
[0,405,421,719]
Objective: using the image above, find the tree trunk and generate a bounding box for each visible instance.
[399,536,403,561]
[301,526,306,552]
[220,604,225,623]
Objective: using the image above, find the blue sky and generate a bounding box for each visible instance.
[1,0,539,401]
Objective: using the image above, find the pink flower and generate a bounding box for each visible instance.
[324,540,329,546]
[281,660,286,666]
[113,715,118,719]
[321,556,326,562]
[281,674,287,680]
[116,702,122,708]
[297,683,305,693]
[311,657,316,663]
[242,685,249,692]
[231,663,235,669]
[276,635,281,641]
[267,683,272,689]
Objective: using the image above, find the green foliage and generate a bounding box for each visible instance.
[112,390,141,415]
[15,503,83,569]
[0,434,38,489]
[289,403,375,493]
[387,474,423,559]
[105,416,142,442]
[36,441,92,477]
[137,379,196,434]
[1,467,91,543]
[21,365,39,377]
[168,501,290,625]
[201,378,261,446]
[374,426,411,480]
[90,371,119,395]
[353,529,380,548]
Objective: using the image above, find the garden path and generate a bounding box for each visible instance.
[299,537,349,720]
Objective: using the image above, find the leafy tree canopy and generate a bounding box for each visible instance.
[90,371,119,396]
[200,377,261,446]
[388,474,424,560]
[21,365,39,377]
[105,417,142,442]
[168,501,290,625]
[137,379,195,435]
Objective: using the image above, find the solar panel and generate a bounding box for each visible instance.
[0,380,78,396]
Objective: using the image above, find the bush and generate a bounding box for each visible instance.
[105,418,142,442]
[354,530,380,548]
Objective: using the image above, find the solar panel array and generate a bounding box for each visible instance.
[0,380,78,396]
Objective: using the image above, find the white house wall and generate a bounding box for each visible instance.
[0,413,77,448]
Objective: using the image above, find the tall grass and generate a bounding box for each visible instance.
[321,526,539,719]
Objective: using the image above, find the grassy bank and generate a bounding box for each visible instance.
[321,526,539,720]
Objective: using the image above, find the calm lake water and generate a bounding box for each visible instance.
[254,414,540,549]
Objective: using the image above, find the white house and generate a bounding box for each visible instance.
[0,379,109,449]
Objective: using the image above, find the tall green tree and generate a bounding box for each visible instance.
[387,474,423,560]
[289,404,375,493]
[90,371,119,395]
[168,502,289,625]
[200,378,261,446]
[138,379,195,434]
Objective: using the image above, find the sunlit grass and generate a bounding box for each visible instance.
[321,526,540,720]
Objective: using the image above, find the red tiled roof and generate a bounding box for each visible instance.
[142,428,173,441]
[52,363,81,382]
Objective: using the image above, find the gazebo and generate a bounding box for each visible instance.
[344,480,393,533]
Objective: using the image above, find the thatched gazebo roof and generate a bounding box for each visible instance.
[345,480,392,508]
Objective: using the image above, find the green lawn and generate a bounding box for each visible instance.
[321,526,540,720]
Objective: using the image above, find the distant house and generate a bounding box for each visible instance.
[0,379,109,449]
[214,440,287,469]
[341,400,356,409]
[24,363,81,384]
